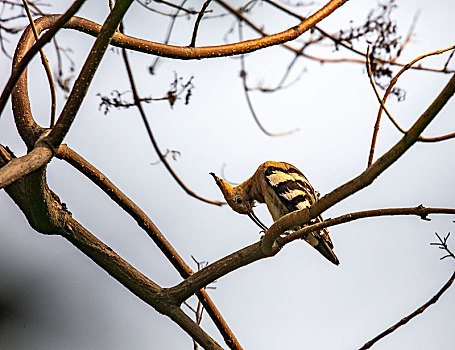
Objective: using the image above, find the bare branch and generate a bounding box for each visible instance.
[430,233,455,260]
[238,22,298,137]
[0,0,86,147]
[168,205,455,302]
[360,267,455,349]
[0,143,52,189]
[279,206,455,245]
[189,0,213,47]
[46,0,134,149]
[119,26,224,206]
[136,0,199,15]
[55,144,240,349]
[21,0,56,127]
[368,45,455,166]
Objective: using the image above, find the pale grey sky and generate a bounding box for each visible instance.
[1,1,454,349]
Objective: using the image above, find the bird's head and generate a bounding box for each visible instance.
[210,172,252,214]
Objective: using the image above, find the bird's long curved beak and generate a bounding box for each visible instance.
[247,210,268,231]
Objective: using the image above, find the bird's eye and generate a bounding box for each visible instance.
[234,197,243,204]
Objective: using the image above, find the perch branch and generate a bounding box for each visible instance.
[260,72,455,254]
[168,205,455,302]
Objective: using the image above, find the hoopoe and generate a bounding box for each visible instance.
[210,161,339,265]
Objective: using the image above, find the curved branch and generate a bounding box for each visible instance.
[55,144,241,349]
[189,0,213,47]
[22,0,57,127]
[60,0,348,60]
[120,27,224,206]
[4,0,347,147]
[46,0,134,149]
[260,72,455,254]
[0,149,223,350]
[368,45,455,166]
[0,0,86,147]
[238,23,298,137]
[360,269,455,349]
[278,205,455,245]
[167,205,455,303]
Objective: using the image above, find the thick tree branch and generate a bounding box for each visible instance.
[261,72,455,254]
[0,147,223,350]
[56,144,242,349]
[167,206,455,303]
[0,0,86,144]
[46,0,134,149]
[0,143,52,189]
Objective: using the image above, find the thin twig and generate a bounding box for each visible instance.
[430,232,455,260]
[238,21,298,137]
[360,268,455,349]
[262,0,453,74]
[22,0,57,127]
[136,0,198,15]
[367,45,455,167]
[189,0,213,47]
[120,25,224,206]
[149,0,187,74]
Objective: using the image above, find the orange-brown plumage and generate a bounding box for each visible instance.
[211,161,339,265]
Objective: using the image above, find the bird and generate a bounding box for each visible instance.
[210,161,339,265]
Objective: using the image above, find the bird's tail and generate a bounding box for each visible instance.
[303,217,339,265]
[310,230,340,265]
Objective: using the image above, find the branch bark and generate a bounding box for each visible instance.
[167,206,455,303]
[261,72,455,254]
[1,0,86,143]
[360,269,455,349]
[0,147,223,350]
[56,144,242,349]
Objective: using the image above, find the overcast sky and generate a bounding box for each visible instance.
[1,1,455,349]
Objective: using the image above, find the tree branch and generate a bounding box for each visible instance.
[0,143,52,189]
[61,0,348,60]
[279,205,455,245]
[367,45,455,166]
[21,0,57,127]
[0,146,223,350]
[55,144,242,349]
[360,269,455,349]
[119,26,224,206]
[0,0,86,146]
[46,0,134,149]
[167,205,455,303]
[238,21,299,136]
[261,72,455,254]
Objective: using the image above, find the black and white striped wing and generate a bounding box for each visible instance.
[264,165,317,213]
[264,164,335,250]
